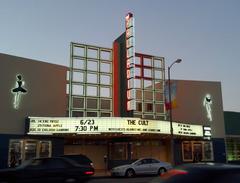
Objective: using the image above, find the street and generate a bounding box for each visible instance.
[88,176,162,183]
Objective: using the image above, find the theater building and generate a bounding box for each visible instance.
[0,13,226,169]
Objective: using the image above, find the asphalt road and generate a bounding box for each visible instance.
[88,176,162,183]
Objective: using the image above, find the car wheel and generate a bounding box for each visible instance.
[125,169,135,178]
[64,177,78,183]
[158,167,166,176]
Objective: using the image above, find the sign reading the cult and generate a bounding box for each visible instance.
[125,12,136,111]
[27,117,170,135]
[172,122,203,137]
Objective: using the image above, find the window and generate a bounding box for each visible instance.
[154,59,163,68]
[144,80,152,89]
[74,46,85,57]
[100,62,111,73]
[100,75,111,85]
[73,58,85,70]
[135,56,141,65]
[86,86,97,96]
[72,111,84,117]
[87,48,98,59]
[87,60,98,71]
[100,87,111,97]
[87,73,98,84]
[87,98,98,109]
[144,91,153,100]
[86,112,97,117]
[100,99,111,109]
[144,68,152,78]
[143,57,152,66]
[155,104,164,113]
[100,50,111,60]
[145,103,153,112]
[73,71,84,82]
[100,112,111,117]
[154,70,162,79]
[72,97,84,108]
[72,84,83,96]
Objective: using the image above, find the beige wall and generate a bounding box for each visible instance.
[173,80,225,138]
[0,53,68,134]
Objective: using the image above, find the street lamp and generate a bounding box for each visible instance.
[168,59,182,165]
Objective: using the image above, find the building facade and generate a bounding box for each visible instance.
[0,13,227,169]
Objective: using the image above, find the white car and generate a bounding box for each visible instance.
[111,158,172,177]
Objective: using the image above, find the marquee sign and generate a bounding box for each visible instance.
[27,117,203,137]
[27,117,170,135]
[172,122,203,137]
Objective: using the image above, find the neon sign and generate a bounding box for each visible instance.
[125,12,136,110]
[11,74,27,109]
[203,94,212,121]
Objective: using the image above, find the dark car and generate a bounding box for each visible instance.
[0,157,94,183]
[61,154,94,167]
[160,163,240,183]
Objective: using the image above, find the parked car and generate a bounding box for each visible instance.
[0,157,94,183]
[61,154,94,167]
[159,163,240,183]
[111,158,172,177]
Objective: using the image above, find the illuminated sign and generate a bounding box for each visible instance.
[125,12,136,110]
[203,126,212,140]
[11,74,27,109]
[203,94,213,121]
[27,117,170,135]
[27,117,204,137]
[172,122,203,137]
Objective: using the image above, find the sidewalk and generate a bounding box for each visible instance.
[93,169,111,178]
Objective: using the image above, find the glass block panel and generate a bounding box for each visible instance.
[100,50,111,60]
[86,86,97,96]
[135,67,141,77]
[100,87,111,97]
[154,81,163,90]
[135,79,141,88]
[136,90,142,100]
[72,111,84,117]
[74,46,85,57]
[133,113,142,118]
[87,112,98,117]
[144,80,152,89]
[143,57,152,66]
[87,48,98,59]
[154,59,163,68]
[87,73,98,84]
[100,99,111,109]
[87,98,98,109]
[154,70,163,79]
[73,58,85,69]
[155,92,164,101]
[72,97,84,108]
[143,115,154,119]
[100,112,111,117]
[100,62,111,73]
[72,84,83,95]
[66,71,70,81]
[135,56,141,65]
[100,74,111,85]
[136,102,142,112]
[73,71,84,82]
[144,103,153,112]
[156,104,164,113]
[156,115,165,120]
[144,91,153,100]
[144,68,152,78]
[87,60,98,71]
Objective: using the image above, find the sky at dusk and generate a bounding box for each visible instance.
[1,0,240,112]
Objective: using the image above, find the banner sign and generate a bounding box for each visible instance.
[27,117,170,135]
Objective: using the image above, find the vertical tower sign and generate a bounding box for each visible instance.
[125,13,136,110]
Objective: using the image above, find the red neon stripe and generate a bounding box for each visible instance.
[113,41,120,116]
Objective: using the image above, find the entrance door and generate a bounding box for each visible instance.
[193,142,203,162]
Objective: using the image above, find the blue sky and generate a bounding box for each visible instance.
[1,0,240,112]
